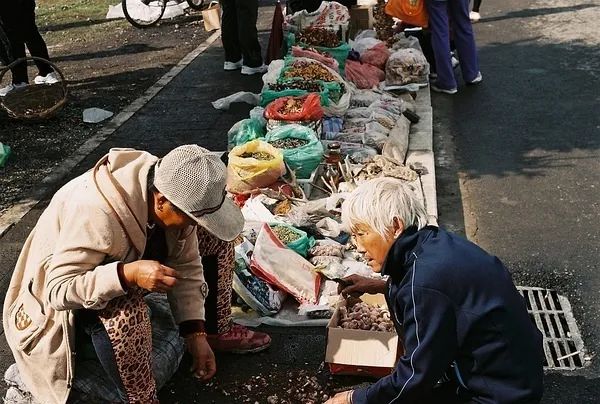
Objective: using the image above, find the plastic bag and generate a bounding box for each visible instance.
[361,42,391,70]
[251,223,321,304]
[269,223,315,257]
[264,93,324,121]
[351,36,382,55]
[227,118,266,150]
[227,140,286,194]
[265,124,324,178]
[212,91,260,110]
[0,143,11,168]
[385,48,430,86]
[345,60,385,89]
[291,45,339,72]
[382,116,411,163]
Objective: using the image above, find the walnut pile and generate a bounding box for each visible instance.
[298,27,341,48]
[338,301,394,332]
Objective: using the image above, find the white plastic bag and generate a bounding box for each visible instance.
[251,224,321,304]
[382,116,411,163]
[212,91,260,110]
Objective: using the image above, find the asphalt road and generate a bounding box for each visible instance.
[432,0,600,401]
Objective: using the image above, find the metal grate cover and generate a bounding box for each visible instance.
[518,286,586,370]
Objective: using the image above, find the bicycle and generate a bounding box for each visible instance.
[122,0,207,29]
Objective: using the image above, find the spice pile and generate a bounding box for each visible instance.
[284,61,338,82]
[240,151,274,160]
[298,27,341,48]
[269,80,324,93]
[271,225,302,243]
[269,138,310,149]
[338,301,394,332]
[373,0,394,43]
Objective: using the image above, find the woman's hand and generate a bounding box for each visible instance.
[338,274,386,297]
[185,333,217,381]
[325,390,353,404]
[122,260,178,292]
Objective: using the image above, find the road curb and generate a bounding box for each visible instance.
[0,30,222,239]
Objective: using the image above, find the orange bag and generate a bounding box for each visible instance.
[264,93,324,121]
[385,0,429,28]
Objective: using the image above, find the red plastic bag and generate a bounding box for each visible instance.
[264,93,324,121]
[345,60,385,89]
[291,46,339,72]
[361,43,391,70]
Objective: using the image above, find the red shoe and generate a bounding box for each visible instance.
[207,324,271,354]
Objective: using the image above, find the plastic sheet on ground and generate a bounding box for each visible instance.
[212,91,260,110]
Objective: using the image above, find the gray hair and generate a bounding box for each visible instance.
[342,177,428,238]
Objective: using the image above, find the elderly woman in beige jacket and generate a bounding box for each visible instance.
[3,145,244,404]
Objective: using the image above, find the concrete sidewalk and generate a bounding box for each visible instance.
[0,10,437,403]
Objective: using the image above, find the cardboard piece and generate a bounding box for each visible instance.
[325,294,403,377]
[202,4,221,31]
[349,6,374,39]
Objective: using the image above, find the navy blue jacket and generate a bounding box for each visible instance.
[352,226,544,404]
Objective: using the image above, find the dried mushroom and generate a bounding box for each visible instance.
[338,301,394,332]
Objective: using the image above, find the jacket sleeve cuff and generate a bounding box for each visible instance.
[100,261,128,300]
[351,386,368,404]
[179,320,206,337]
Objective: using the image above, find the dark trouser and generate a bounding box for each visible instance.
[219,0,262,67]
[473,0,482,13]
[0,0,53,83]
[426,0,479,89]
[203,255,220,334]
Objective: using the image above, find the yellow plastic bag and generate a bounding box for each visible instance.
[227,140,286,194]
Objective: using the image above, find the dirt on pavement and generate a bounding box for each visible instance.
[0,1,211,214]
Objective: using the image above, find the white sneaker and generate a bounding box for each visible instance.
[470,11,481,23]
[34,71,60,85]
[241,64,267,75]
[431,83,458,95]
[224,59,243,71]
[467,71,483,85]
[451,55,460,68]
[0,82,28,97]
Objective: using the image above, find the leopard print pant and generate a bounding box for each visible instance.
[97,288,157,404]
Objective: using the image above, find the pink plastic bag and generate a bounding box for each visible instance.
[345,60,385,89]
[250,224,321,304]
[361,42,390,70]
[291,46,340,72]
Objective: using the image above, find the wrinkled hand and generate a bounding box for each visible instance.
[324,390,352,404]
[122,260,178,292]
[338,274,386,297]
[186,334,216,381]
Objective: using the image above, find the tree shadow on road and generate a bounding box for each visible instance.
[480,4,599,24]
[52,43,171,63]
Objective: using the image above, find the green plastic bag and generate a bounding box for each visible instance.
[227,118,266,150]
[0,143,11,168]
[265,124,324,179]
[269,223,315,257]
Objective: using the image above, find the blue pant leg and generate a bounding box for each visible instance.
[426,0,457,89]
[448,0,480,82]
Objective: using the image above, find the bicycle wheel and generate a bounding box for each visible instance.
[186,0,206,11]
[122,0,167,28]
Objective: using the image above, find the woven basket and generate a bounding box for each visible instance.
[0,57,68,120]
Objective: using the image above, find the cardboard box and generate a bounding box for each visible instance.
[325,294,403,378]
[349,6,374,39]
[202,4,221,32]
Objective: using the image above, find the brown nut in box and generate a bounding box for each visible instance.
[325,294,404,378]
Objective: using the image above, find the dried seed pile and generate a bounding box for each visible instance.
[298,27,341,48]
[373,0,394,43]
[338,302,394,332]
[269,80,324,93]
[271,225,301,243]
[269,138,309,149]
[279,98,304,115]
[284,61,338,82]
[240,151,274,160]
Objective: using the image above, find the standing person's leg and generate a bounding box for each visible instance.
[202,255,221,335]
[449,0,480,83]
[236,0,264,70]
[1,0,28,85]
[20,0,53,77]
[219,0,243,69]
[425,0,456,91]
[472,0,482,12]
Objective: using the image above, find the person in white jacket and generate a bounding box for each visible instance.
[3,145,244,403]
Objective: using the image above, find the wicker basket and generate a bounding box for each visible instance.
[0,57,68,120]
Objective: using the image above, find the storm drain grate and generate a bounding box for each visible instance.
[517,286,586,370]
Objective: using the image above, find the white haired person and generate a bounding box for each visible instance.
[325,177,544,404]
[3,145,244,403]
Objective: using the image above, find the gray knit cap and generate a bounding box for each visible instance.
[154,145,243,241]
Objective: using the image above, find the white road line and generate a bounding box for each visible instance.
[0,30,222,238]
